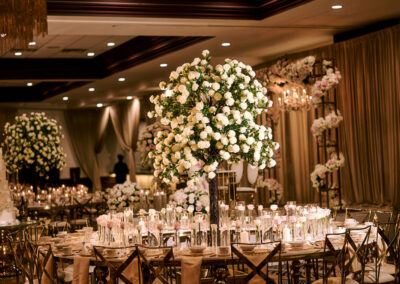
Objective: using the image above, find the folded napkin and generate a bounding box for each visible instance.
[181,256,202,284]
[122,258,142,283]
[72,256,90,284]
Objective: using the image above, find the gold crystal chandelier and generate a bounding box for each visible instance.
[0,0,48,53]
[276,84,313,112]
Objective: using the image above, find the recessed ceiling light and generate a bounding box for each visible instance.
[97,103,103,108]
[331,4,342,9]
[62,96,69,101]
[14,52,22,56]
[89,87,95,92]
[126,96,133,100]
[87,52,95,57]
[160,63,168,68]
[28,42,36,46]
[27,82,33,87]
[107,42,115,47]
[221,42,231,47]
[118,77,126,82]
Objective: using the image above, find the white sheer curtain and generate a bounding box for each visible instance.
[64,109,109,190]
[108,98,141,182]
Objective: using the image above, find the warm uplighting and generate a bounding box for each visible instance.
[277,86,312,112]
[28,41,36,46]
[62,96,69,101]
[126,96,133,100]
[88,87,95,92]
[27,82,33,87]
[107,42,115,47]
[331,5,342,9]
[87,52,95,57]
[160,63,168,67]
[118,77,126,82]
[221,42,231,47]
[96,103,103,107]
[14,52,22,56]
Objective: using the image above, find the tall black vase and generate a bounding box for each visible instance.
[209,177,219,226]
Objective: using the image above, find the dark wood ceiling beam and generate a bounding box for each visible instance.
[47,0,312,20]
[0,59,105,80]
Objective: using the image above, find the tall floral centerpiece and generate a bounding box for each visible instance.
[2,112,66,184]
[148,50,278,226]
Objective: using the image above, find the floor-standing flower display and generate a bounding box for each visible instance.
[148,50,278,226]
[2,112,66,179]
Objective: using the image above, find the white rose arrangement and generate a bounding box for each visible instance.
[2,112,66,176]
[170,185,209,214]
[311,60,342,105]
[261,178,282,192]
[311,152,345,189]
[147,50,278,185]
[106,181,141,210]
[261,178,283,204]
[311,111,343,138]
[325,152,345,171]
[137,121,171,168]
[310,164,330,188]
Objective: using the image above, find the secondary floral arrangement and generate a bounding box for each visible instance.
[137,121,170,168]
[170,185,209,213]
[310,152,345,189]
[2,112,66,176]
[106,181,141,210]
[311,60,341,105]
[311,110,343,138]
[147,50,278,185]
[261,178,283,192]
[310,164,330,188]
[325,152,345,171]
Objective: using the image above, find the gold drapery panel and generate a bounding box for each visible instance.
[258,24,400,207]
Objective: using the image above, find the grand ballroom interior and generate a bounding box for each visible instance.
[0,0,400,283]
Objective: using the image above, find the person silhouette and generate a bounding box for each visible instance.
[113,154,129,184]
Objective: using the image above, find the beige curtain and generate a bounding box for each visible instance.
[108,98,141,182]
[261,24,400,207]
[64,109,109,190]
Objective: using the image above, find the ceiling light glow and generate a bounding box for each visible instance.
[331,5,342,9]
[87,52,95,57]
[97,103,103,108]
[62,96,69,101]
[28,42,36,46]
[126,96,133,100]
[27,82,33,87]
[221,42,231,47]
[160,63,168,67]
[14,52,22,56]
[107,42,115,47]
[89,87,95,92]
[118,77,126,82]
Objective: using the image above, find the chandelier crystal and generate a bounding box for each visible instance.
[277,84,313,112]
[0,0,48,53]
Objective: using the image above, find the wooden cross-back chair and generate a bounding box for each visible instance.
[345,226,372,284]
[137,245,176,284]
[231,241,282,284]
[345,208,372,224]
[93,245,140,284]
[36,245,58,284]
[72,196,93,218]
[25,224,46,244]
[367,222,400,283]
